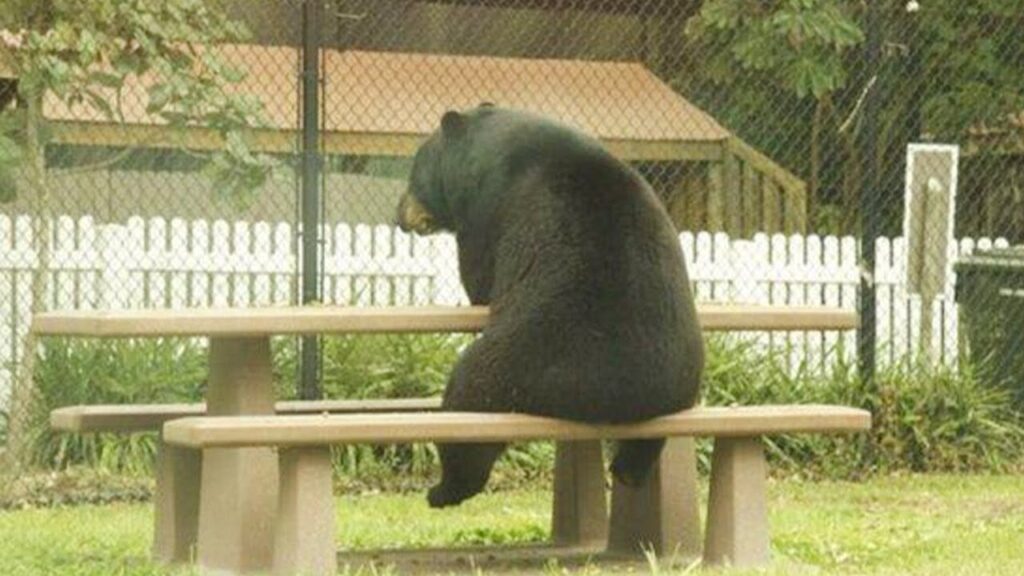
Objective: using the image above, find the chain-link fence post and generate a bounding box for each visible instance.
[299,0,323,400]
[858,0,882,385]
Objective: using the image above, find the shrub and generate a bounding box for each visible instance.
[320,333,469,400]
[317,334,553,486]
[22,333,551,490]
[852,360,1024,474]
[20,331,1024,493]
[699,335,1024,478]
[26,338,208,474]
[0,467,152,510]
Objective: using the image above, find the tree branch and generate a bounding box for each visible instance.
[838,75,877,135]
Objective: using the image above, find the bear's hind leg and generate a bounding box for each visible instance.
[611,438,666,487]
[428,442,506,508]
[428,336,514,508]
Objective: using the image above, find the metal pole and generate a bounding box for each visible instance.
[858,0,882,384]
[300,0,322,400]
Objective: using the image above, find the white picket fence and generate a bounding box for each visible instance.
[0,214,1011,408]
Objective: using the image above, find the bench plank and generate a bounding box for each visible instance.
[163,405,870,449]
[50,398,443,432]
[32,304,857,338]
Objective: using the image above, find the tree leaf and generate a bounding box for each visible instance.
[88,71,124,90]
[146,82,173,113]
[84,89,116,121]
[0,167,17,204]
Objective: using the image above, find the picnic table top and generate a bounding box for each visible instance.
[31,304,857,338]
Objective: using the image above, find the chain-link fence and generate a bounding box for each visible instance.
[2,0,1023,484]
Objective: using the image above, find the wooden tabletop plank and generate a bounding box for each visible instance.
[163,405,871,449]
[32,304,857,338]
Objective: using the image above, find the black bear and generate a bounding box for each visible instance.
[396,105,703,508]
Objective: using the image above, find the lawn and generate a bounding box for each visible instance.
[1,475,1022,575]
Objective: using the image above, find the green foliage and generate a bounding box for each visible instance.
[680,1,1024,236]
[4,477,1024,574]
[914,0,1024,139]
[23,333,551,488]
[26,338,207,474]
[0,0,277,204]
[451,523,547,546]
[0,467,151,510]
[686,0,863,99]
[23,332,1023,487]
[0,118,21,203]
[700,335,1024,478]
[320,334,470,400]
[24,336,301,475]
[316,334,554,486]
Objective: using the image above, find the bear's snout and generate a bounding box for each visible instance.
[396,193,437,235]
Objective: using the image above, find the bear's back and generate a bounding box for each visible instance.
[482,112,703,422]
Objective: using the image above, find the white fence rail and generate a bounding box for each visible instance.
[0,214,1011,407]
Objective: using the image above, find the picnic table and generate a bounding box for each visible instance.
[33,304,859,574]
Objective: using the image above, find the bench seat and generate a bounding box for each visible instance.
[49,398,441,566]
[163,405,870,575]
[50,398,442,432]
[163,405,869,447]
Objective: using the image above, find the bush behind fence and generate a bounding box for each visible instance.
[11,331,1022,506]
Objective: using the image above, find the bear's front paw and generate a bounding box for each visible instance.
[427,483,466,508]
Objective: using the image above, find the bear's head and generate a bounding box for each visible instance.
[396,104,495,235]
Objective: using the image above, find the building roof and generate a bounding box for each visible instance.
[35,43,729,143]
[323,50,729,142]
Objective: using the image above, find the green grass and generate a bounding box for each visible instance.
[1,475,1023,575]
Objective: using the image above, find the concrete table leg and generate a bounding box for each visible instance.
[274,447,336,576]
[152,440,202,564]
[551,441,608,548]
[196,337,279,575]
[703,436,770,568]
[607,438,701,559]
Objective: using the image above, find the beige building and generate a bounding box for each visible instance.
[2,41,806,234]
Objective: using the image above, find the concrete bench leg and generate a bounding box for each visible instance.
[607,437,701,559]
[703,436,770,568]
[196,337,279,575]
[551,441,608,547]
[152,439,201,564]
[274,447,336,576]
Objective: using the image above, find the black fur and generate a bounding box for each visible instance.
[397,106,704,507]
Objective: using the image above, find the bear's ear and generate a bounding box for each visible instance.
[440,110,467,140]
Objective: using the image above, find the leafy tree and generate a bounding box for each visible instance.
[914,0,1024,139]
[868,0,1024,236]
[680,0,1024,236]
[686,0,863,99]
[683,0,864,232]
[0,0,276,465]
